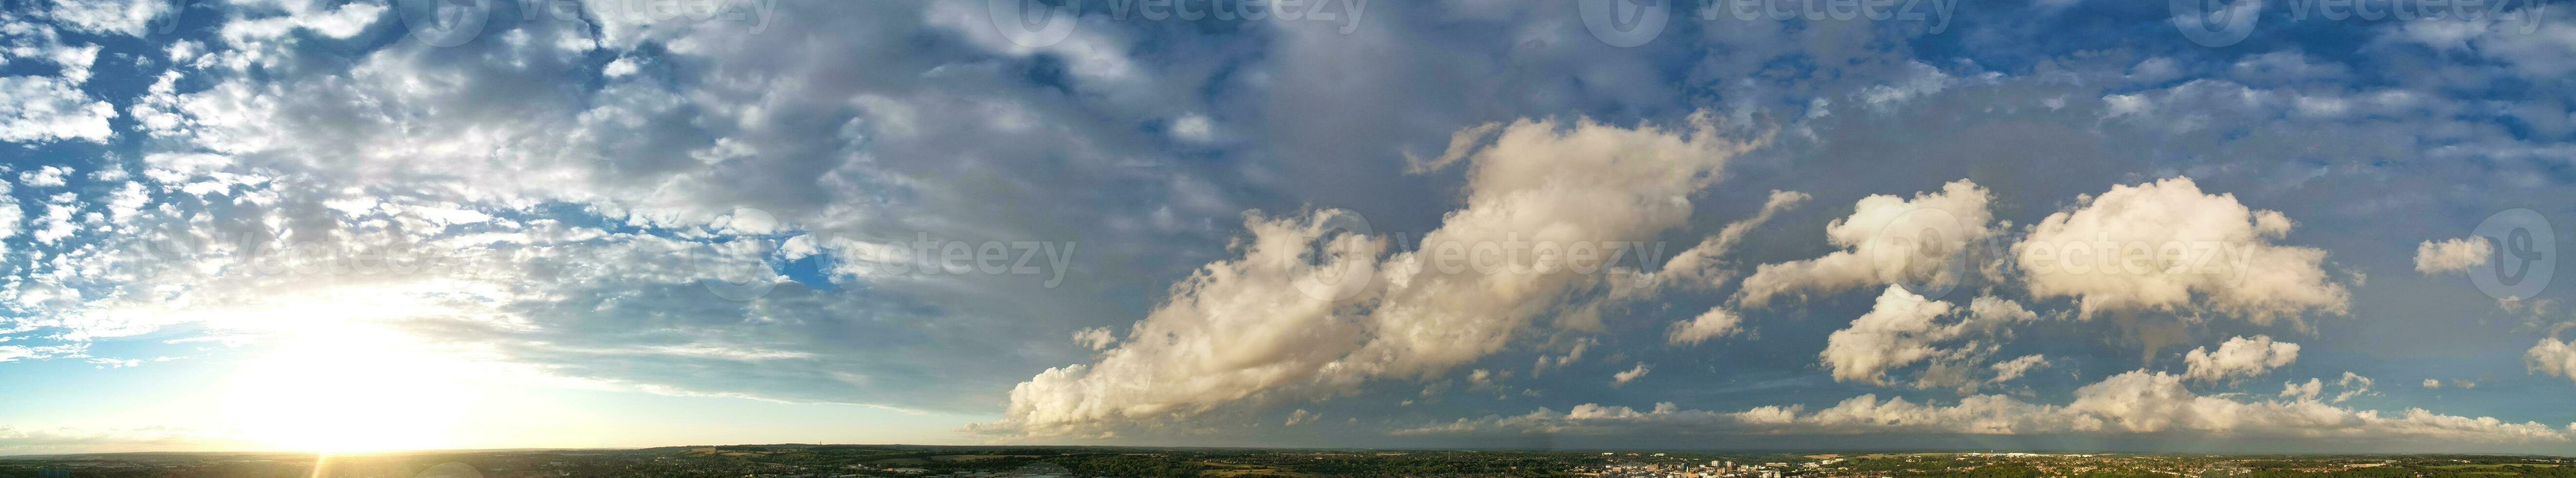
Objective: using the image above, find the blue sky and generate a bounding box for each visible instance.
[1,0,2575,455]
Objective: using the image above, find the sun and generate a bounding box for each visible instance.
[220,324,485,453]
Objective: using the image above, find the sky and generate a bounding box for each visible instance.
[1,0,2575,456]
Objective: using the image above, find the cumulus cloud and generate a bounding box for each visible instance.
[1072,327,1118,351]
[1821,286,1966,384]
[2184,336,2301,382]
[2282,378,2324,400]
[2415,237,2492,275]
[1667,307,1745,345]
[2530,338,2576,385]
[0,76,117,143]
[1739,179,1996,307]
[2015,177,2349,324]
[18,166,69,187]
[41,0,171,37]
[1401,370,2572,443]
[1284,409,1320,426]
[1990,355,2049,384]
[1817,286,2041,387]
[987,114,1761,437]
[1612,363,1652,387]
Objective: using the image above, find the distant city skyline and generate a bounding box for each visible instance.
[2,0,2574,456]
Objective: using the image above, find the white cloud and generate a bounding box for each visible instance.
[1821,286,1967,385]
[2424,378,2443,389]
[1284,409,1319,426]
[603,57,641,78]
[988,115,1760,437]
[2335,372,2376,403]
[1170,114,1217,144]
[43,0,172,37]
[30,192,82,245]
[1533,337,1593,375]
[1817,286,2040,387]
[1990,355,2049,384]
[18,166,69,187]
[1635,190,1808,296]
[1403,370,2573,443]
[2015,177,2349,324]
[2183,336,2301,382]
[922,0,1147,100]
[2282,378,2323,400]
[2415,237,2492,275]
[1739,179,1996,307]
[0,180,17,247]
[1612,362,1651,387]
[46,43,101,85]
[1857,61,1958,109]
[2385,11,2576,80]
[1071,327,1117,351]
[2529,338,2576,385]
[166,40,203,64]
[0,76,117,143]
[1667,307,1745,345]
[218,1,386,43]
